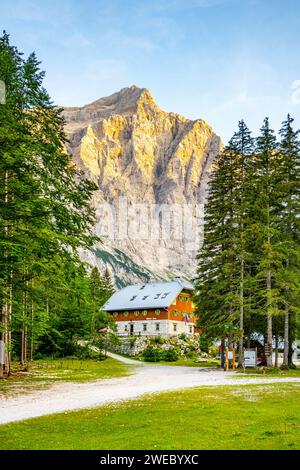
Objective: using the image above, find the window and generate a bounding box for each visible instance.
[130,295,137,301]
[179,295,184,302]
[143,323,147,332]
[134,310,139,317]
[156,323,160,331]
[124,311,129,317]
[185,296,189,302]
[124,325,128,332]
[155,309,160,316]
[173,310,178,316]
[113,312,118,318]
[189,326,193,333]
[142,310,147,316]
[173,323,177,332]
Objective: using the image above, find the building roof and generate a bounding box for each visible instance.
[103,278,194,312]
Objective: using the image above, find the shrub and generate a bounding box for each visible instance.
[208,345,219,357]
[143,346,162,362]
[199,334,211,353]
[178,333,187,341]
[185,350,197,359]
[129,336,137,348]
[160,347,179,362]
[149,336,165,345]
[73,344,105,360]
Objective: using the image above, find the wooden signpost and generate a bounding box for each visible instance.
[225,347,236,371]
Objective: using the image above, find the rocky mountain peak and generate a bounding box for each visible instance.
[63,87,222,286]
[63,86,157,128]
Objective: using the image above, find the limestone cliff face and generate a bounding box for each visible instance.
[63,86,222,286]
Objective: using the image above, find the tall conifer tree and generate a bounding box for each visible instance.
[278,115,300,366]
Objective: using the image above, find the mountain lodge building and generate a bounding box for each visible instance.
[102,278,197,337]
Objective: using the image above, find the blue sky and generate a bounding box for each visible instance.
[1,0,300,142]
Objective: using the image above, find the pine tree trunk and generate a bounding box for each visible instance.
[21,326,27,368]
[283,311,289,367]
[288,314,294,367]
[238,258,244,367]
[0,302,3,378]
[3,302,9,375]
[274,336,279,368]
[30,295,34,361]
[2,171,9,376]
[0,309,4,378]
[21,329,25,366]
[6,280,12,376]
[266,269,273,368]
[21,287,28,368]
[266,200,273,368]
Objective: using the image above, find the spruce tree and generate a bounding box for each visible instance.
[278,115,300,366]
[230,121,254,365]
[89,267,103,336]
[195,140,240,339]
[251,118,282,367]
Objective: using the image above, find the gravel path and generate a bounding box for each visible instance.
[1,353,299,425]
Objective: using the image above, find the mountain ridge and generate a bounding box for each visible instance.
[62,86,222,286]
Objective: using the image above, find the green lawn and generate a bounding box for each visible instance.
[0,357,133,396]
[235,366,300,379]
[1,383,299,450]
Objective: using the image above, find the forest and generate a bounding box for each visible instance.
[0,32,115,378]
[195,117,300,368]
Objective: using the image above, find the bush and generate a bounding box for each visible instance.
[149,336,165,345]
[73,344,105,360]
[143,346,162,362]
[208,345,219,357]
[199,334,211,353]
[178,333,187,341]
[185,350,197,359]
[160,347,179,362]
[128,336,137,348]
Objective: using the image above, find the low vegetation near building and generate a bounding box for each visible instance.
[107,333,219,364]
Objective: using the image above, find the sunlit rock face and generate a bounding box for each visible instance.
[63,86,222,287]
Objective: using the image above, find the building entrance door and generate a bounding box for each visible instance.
[130,324,134,335]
